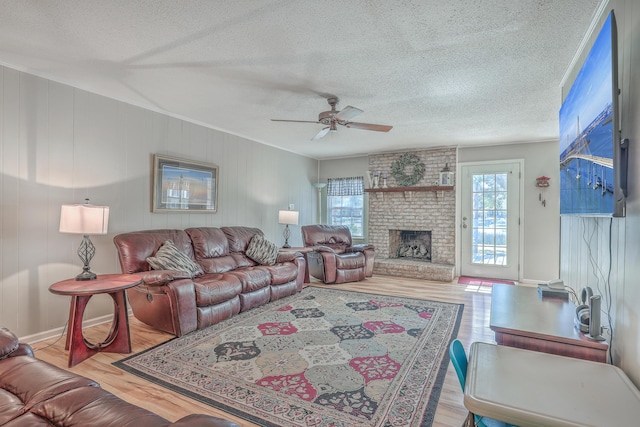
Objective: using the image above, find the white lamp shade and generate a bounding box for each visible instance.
[59,204,110,235]
[278,210,299,225]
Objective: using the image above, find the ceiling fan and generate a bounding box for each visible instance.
[271,97,393,141]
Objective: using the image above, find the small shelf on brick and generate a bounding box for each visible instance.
[364,186,454,193]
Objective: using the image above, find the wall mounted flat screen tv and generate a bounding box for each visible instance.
[559,11,626,217]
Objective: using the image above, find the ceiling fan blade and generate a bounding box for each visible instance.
[311,127,330,141]
[345,122,393,132]
[272,119,320,124]
[335,105,363,122]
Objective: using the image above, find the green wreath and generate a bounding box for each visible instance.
[391,153,425,186]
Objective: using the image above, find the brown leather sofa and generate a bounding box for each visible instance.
[114,226,305,337]
[0,327,238,427]
[301,224,375,284]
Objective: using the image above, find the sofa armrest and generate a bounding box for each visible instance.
[276,251,303,263]
[172,414,240,427]
[138,270,193,286]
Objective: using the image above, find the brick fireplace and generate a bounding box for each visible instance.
[368,148,456,282]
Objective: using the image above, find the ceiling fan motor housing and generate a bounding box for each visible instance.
[318,111,335,124]
[319,97,340,124]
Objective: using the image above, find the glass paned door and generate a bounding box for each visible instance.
[472,172,508,265]
[461,162,520,280]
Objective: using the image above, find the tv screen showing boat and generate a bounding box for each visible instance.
[559,11,624,216]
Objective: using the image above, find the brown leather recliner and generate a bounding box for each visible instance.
[301,224,375,284]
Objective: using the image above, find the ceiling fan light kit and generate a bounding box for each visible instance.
[272,97,392,141]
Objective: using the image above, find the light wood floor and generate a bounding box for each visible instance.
[32,275,498,427]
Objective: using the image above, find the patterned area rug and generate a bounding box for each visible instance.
[115,286,464,427]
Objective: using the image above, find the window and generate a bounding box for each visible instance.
[327,177,364,237]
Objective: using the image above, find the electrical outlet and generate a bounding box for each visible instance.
[289,204,294,210]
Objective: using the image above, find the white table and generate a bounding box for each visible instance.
[464,342,640,427]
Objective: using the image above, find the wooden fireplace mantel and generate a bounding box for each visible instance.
[364,186,454,193]
[365,186,454,200]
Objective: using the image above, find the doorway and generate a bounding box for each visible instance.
[460,161,522,280]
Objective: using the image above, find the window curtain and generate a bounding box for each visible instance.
[327,176,364,196]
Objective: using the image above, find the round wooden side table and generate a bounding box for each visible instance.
[49,274,142,367]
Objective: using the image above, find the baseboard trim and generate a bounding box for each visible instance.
[19,312,124,345]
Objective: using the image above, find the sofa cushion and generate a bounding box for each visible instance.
[264,262,299,285]
[245,235,278,266]
[197,255,239,274]
[185,227,230,258]
[29,385,171,427]
[226,267,271,293]
[0,356,98,419]
[147,240,204,277]
[193,273,243,306]
[221,226,263,253]
[335,252,366,269]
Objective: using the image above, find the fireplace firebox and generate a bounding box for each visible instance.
[390,230,431,261]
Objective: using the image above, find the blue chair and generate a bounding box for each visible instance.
[449,339,518,427]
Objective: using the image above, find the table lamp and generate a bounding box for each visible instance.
[278,209,299,248]
[59,199,110,280]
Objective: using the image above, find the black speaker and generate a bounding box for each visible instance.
[574,287,605,341]
[574,287,593,333]
[588,295,606,341]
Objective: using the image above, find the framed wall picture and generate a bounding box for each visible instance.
[152,154,218,213]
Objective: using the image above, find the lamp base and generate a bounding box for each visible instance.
[75,235,98,281]
[75,270,97,281]
[282,224,292,249]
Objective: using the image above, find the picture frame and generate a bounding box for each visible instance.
[152,154,218,213]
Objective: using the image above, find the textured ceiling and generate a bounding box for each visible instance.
[0,0,603,159]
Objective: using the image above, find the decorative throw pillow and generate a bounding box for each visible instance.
[245,234,278,266]
[146,240,203,277]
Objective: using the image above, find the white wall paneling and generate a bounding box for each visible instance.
[560,0,640,386]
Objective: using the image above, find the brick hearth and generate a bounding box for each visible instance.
[374,258,454,282]
[368,148,456,281]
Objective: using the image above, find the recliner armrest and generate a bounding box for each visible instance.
[313,245,336,253]
[345,244,374,253]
